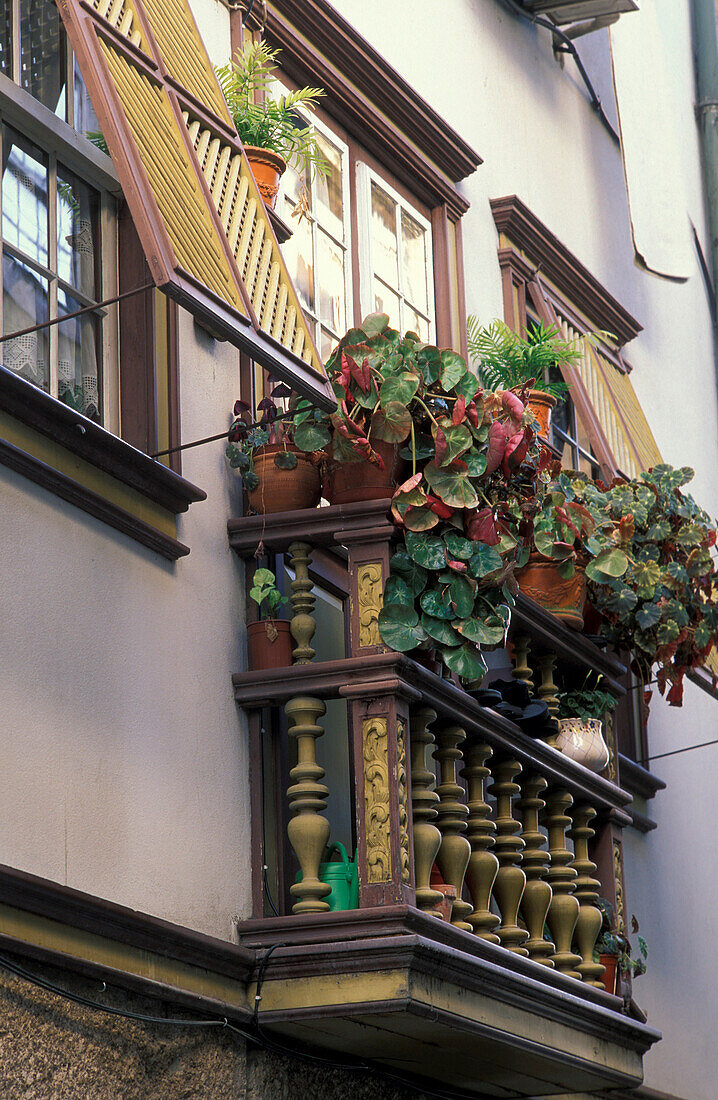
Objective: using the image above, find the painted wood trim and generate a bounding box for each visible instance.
[491,195,642,345]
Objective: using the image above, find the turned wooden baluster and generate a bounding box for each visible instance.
[285,542,331,913]
[511,634,533,689]
[489,758,529,955]
[518,774,554,966]
[570,803,606,987]
[409,706,443,914]
[544,788,582,976]
[536,654,560,747]
[461,744,500,943]
[433,723,473,931]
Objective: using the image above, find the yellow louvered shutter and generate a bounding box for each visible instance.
[56,0,333,408]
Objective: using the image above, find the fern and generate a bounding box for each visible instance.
[466,316,578,399]
[216,42,329,180]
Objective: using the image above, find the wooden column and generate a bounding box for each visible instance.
[284,542,331,913]
[511,634,533,688]
[410,706,443,914]
[570,803,606,987]
[343,519,394,659]
[544,788,582,977]
[433,723,473,931]
[489,758,528,955]
[461,743,500,942]
[519,774,554,966]
[536,653,560,746]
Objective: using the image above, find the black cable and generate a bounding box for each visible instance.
[499,0,620,145]
[641,736,718,764]
[262,863,280,917]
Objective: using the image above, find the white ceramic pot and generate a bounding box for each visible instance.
[556,717,610,773]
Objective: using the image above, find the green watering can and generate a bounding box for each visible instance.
[296,842,358,911]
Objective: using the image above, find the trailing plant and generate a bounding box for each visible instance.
[216,42,329,180]
[286,312,547,682]
[585,465,718,706]
[466,317,576,399]
[557,672,616,720]
[594,901,648,978]
[249,568,287,620]
[226,382,305,492]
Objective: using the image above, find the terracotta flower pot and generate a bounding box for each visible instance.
[527,390,557,437]
[556,717,610,773]
[599,953,618,996]
[429,865,457,922]
[247,444,321,515]
[244,145,286,209]
[325,438,406,505]
[247,619,293,670]
[516,552,587,630]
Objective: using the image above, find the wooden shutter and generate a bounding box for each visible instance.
[56,0,334,408]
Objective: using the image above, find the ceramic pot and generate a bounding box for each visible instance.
[430,865,457,923]
[244,145,286,209]
[247,444,321,515]
[516,553,587,630]
[325,438,406,505]
[528,390,557,437]
[556,716,610,772]
[599,953,618,996]
[247,619,293,670]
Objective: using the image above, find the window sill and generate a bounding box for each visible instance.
[618,754,666,801]
[0,365,206,559]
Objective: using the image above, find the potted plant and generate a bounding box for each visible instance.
[216,41,328,208]
[247,568,293,669]
[585,464,718,706]
[555,672,615,771]
[516,468,630,629]
[226,385,322,514]
[466,318,576,436]
[595,900,648,996]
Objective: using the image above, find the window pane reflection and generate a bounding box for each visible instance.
[371,181,398,287]
[21,0,67,115]
[315,132,343,242]
[317,229,345,334]
[401,209,427,312]
[73,57,101,138]
[2,250,49,391]
[58,287,101,420]
[405,305,429,342]
[57,168,99,298]
[282,206,314,312]
[373,278,400,329]
[2,130,49,268]
[0,5,11,78]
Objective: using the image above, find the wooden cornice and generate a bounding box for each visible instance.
[491,195,643,345]
[263,0,479,219]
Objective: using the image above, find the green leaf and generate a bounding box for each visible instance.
[244,471,260,491]
[420,587,455,620]
[604,585,638,616]
[436,422,473,466]
[360,311,390,338]
[456,616,507,646]
[470,543,503,579]
[443,531,474,560]
[452,370,481,401]
[421,612,459,646]
[695,620,715,649]
[377,603,427,651]
[636,603,662,631]
[293,421,331,451]
[632,560,662,597]
[557,558,575,580]
[440,642,487,681]
[448,573,476,618]
[656,620,680,645]
[424,462,479,509]
[403,506,440,531]
[440,350,467,390]
[416,346,441,384]
[372,401,412,442]
[384,575,412,606]
[586,549,629,581]
[380,372,420,407]
[646,519,671,541]
[406,531,447,570]
[390,549,428,595]
[273,449,298,469]
[463,449,487,477]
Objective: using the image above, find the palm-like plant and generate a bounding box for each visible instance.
[466,317,577,399]
[216,42,329,180]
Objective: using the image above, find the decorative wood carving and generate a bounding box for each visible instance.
[570,803,606,987]
[613,837,626,933]
[544,788,582,977]
[461,743,500,942]
[511,634,533,689]
[357,562,383,648]
[396,716,411,884]
[433,723,473,931]
[287,541,317,663]
[363,717,392,883]
[285,695,331,913]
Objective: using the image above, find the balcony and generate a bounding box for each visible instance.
[229,499,659,1098]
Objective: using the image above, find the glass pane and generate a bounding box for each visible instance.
[279,159,309,210]
[281,202,314,312]
[370,180,398,287]
[57,286,102,421]
[317,229,345,334]
[314,132,343,241]
[404,304,429,342]
[2,129,49,268]
[57,168,99,298]
[319,327,337,363]
[0,3,11,78]
[21,0,67,115]
[553,429,576,471]
[401,209,427,312]
[373,278,400,330]
[73,56,101,139]
[2,250,49,391]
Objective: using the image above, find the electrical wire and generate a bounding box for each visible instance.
[641,736,718,764]
[498,0,621,145]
